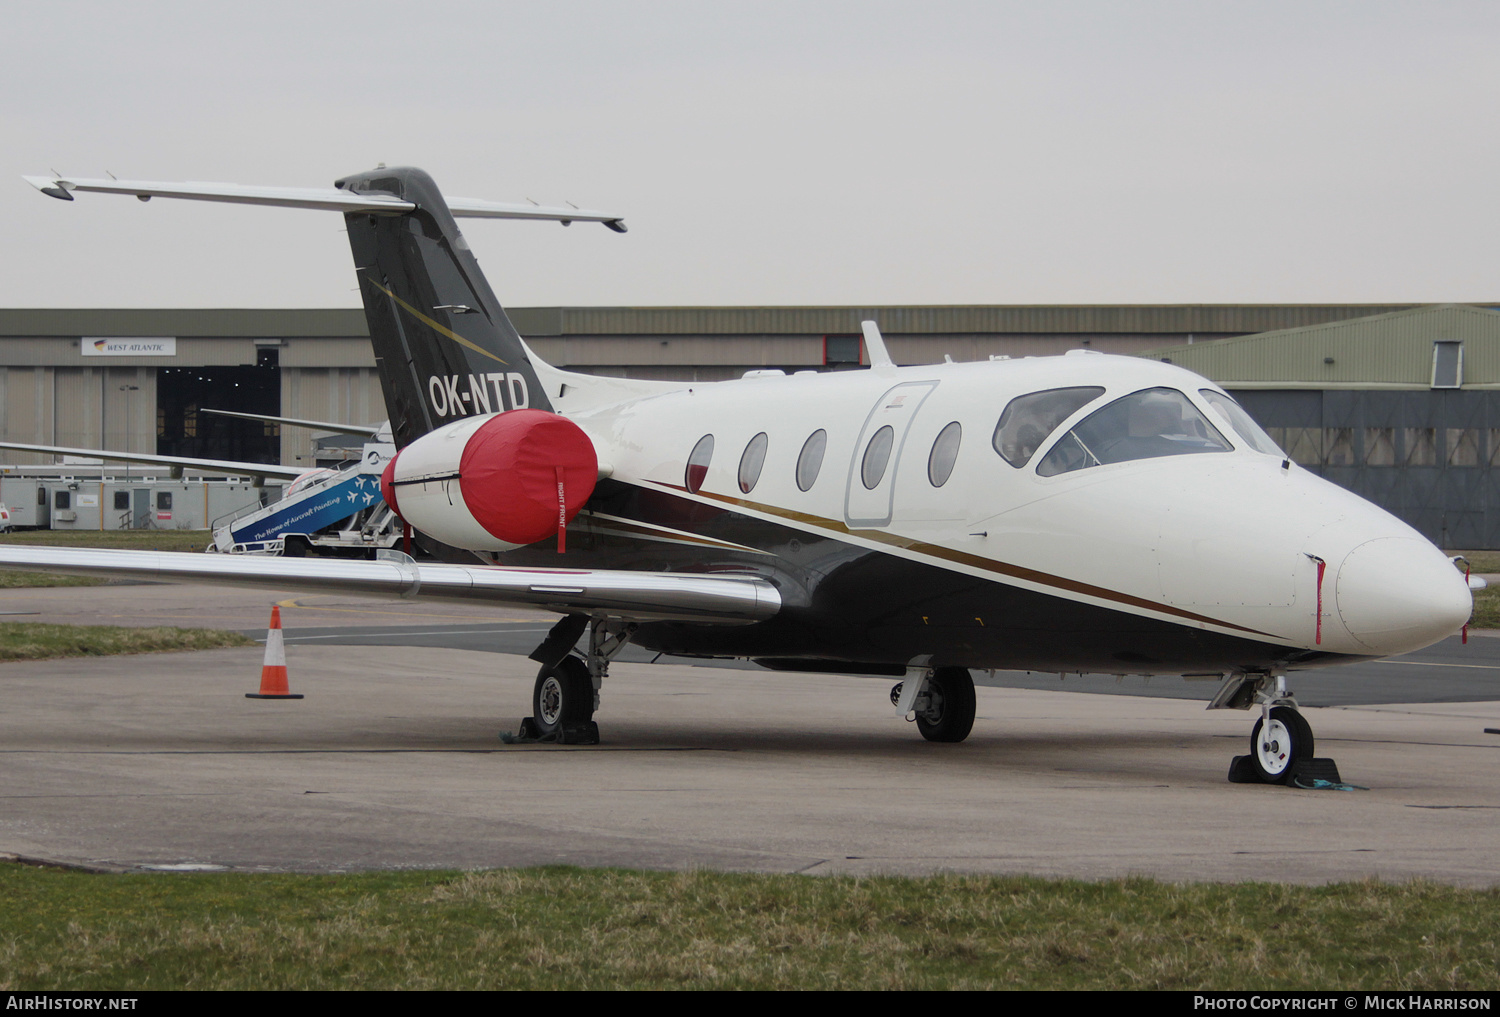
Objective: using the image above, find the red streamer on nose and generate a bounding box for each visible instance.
[1464,561,1471,644]
[1308,555,1327,645]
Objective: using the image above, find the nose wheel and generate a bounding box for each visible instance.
[1249,705,1313,784]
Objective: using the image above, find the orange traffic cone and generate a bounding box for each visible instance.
[246,605,303,699]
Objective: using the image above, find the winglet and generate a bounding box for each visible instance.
[23,175,73,201]
[861,320,895,369]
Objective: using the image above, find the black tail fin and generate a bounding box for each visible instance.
[336,166,551,448]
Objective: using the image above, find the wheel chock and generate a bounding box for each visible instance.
[500,718,600,745]
[1227,754,1261,783]
[560,721,600,745]
[1288,757,1343,786]
[1228,754,1343,786]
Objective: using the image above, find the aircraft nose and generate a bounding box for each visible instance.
[1334,537,1473,654]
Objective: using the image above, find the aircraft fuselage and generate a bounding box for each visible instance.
[492,351,1475,676]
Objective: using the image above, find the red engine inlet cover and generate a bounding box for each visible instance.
[458,409,598,545]
[379,456,402,521]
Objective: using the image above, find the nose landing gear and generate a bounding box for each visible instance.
[1217,673,1342,786]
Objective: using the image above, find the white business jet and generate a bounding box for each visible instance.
[1,167,1476,784]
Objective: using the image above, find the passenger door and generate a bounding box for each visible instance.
[844,381,938,527]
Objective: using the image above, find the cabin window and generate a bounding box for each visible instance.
[1036,387,1232,477]
[796,430,827,491]
[1198,390,1281,456]
[928,421,961,487]
[738,433,768,494]
[113,491,130,511]
[993,387,1104,468]
[53,490,70,510]
[861,425,895,489]
[157,492,173,510]
[686,435,714,493]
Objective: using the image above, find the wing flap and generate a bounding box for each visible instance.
[0,547,781,625]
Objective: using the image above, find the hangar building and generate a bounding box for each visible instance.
[1,302,1496,546]
[1140,304,1500,549]
[0,303,1428,469]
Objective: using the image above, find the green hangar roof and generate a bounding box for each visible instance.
[1136,304,1500,389]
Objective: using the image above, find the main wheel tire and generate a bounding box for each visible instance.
[915,667,976,743]
[1249,706,1313,784]
[532,656,594,738]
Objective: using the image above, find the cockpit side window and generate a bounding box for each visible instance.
[1199,389,1283,456]
[992,387,1105,468]
[1036,387,1232,477]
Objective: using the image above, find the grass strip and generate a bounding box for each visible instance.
[0,623,254,662]
[0,865,1496,990]
[0,529,212,552]
[0,571,104,589]
[1471,585,1500,629]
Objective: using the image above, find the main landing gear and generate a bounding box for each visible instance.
[508,614,636,745]
[1216,673,1341,786]
[891,666,977,743]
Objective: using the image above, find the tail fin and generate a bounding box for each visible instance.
[336,167,551,447]
[25,166,624,444]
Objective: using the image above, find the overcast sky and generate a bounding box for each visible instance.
[5,1,1500,309]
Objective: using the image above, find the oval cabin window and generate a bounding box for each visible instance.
[928,421,961,487]
[796,429,827,491]
[738,433,768,494]
[685,435,714,493]
[861,425,895,490]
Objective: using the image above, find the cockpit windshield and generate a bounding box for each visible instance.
[992,387,1105,468]
[1036,387,1233,477]
[1199,389,1283,456]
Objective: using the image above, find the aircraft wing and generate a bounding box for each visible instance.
[0,441,307,481]
[0,546,781,625]
[201,408,382,438]
[23,175,627,231]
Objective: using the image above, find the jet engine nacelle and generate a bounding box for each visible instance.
[380,410,598,551]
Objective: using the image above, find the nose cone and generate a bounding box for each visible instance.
[1335,538,1473,654]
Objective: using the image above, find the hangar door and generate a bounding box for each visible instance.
[157,347,281,464]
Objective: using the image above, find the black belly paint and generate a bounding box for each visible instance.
[493,478,1355,674]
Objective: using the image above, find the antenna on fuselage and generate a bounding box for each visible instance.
[860,320,896,369]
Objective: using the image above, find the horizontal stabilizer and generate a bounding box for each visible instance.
[23,175,627,231]
[0,547,781,625]
[0,441,306,481]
